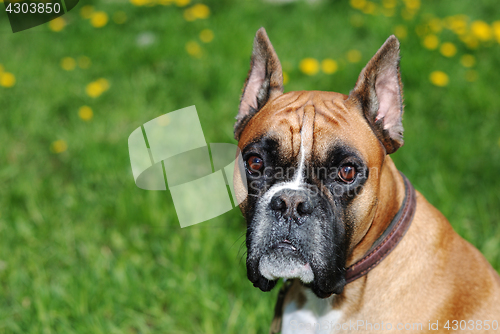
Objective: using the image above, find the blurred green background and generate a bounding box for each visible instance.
[0,0,499,332]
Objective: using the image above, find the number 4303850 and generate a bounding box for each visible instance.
[5,2,61,14]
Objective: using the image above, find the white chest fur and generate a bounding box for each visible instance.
[282,289,343,334]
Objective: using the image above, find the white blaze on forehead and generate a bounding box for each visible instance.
[255,104,317,208]
[292,104,315,186]
[255,104,317,207]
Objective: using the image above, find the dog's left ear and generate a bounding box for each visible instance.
[234,28,284,140]
[348,35,404,154]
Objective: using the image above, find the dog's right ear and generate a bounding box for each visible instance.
[234,28,284,140]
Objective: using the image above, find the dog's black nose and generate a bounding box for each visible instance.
[270,196,287,212]
[270,189,315,222]
[297,200,313,215]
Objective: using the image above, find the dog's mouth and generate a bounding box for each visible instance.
[248,236,347,298]
[258,240,315,284]
[274,239,297,251]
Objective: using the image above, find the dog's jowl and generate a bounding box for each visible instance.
[233,28,500,333]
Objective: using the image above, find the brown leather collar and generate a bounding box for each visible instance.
[270,173,417,334]
[345,172,417,283]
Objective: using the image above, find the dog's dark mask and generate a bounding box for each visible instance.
[243,135,372,297]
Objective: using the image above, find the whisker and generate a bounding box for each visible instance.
[230,231,246,251]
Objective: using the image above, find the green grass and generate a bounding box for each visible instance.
[0,0,500,333]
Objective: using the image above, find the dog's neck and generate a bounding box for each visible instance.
[346,156,406,267]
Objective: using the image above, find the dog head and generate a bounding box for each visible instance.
[234,28,405,298]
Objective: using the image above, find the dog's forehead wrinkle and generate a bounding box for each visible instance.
[287,104,314,185]
[271,96,365,186]
[314,101,351,132]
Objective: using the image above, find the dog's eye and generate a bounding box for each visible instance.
[338,165,356,183]
[246,155,264,175]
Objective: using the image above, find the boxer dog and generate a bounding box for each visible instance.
[233,28,500,333]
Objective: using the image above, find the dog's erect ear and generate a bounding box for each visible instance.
[234,28,284,140]
[348,35,404,154]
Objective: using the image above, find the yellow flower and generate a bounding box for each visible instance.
[188,4,210,19]
[429,71,449,87]
[86,82,103,97]
[428,18,442,33]
[394,25,408,39]
[446,15,468,36]
[86,78,110,98]
[183,8,196,21]
[465,70,478,82]
[401,8,415,21]
[382,0,396,9]
[48,17,65,32]
[130,0,149,6]
[185,41,202,58]
[51,140,67,154]
[0,72,15,87]
[80,5,94,19]
[90,11,108,28]
[362,2,377,15]
[78,106,93,121]
[493,21,500,43]
[460,54,475,68]
[346,50,362,63]
[61,57,76,71]
[283,71,289,85]
[439,42,456,57]
[299,58,319,75]
[321,59,338,74]
[470,20,491,41]
[97,78,110,91]
[350,0,366,10]
[422,34,439,50]
[175,0,190,7]
[199,29,214,43]
[404,0,420,10]
[156,115,171,126]
[113,11,127,24]
[78,56,91,69]
[459,34,479,49]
